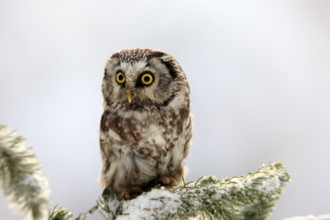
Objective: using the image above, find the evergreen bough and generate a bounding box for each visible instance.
[0,125,50,219]
[0,124,327,220]
[93,161,290,220]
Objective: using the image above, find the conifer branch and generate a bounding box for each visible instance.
[2,124,328,220]
[95,161,291,220]
[0,125,51,220]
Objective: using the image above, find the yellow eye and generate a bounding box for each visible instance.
[116,71,126,84]
[140,73,154,86]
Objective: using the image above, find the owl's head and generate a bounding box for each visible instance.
[102,48,189,110]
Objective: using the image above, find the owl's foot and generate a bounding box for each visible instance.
[120,186,142,200]
[102,185,142,200]
[158,176,178,188]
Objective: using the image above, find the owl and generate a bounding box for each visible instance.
[99,48,192,200]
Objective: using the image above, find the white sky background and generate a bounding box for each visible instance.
[1,1,330,219]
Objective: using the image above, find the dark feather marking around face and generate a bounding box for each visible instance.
[160,92,177,107]
[146,52,179,79]
[161,59,179,79]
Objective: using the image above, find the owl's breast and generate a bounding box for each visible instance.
[100,107,192,193]
[101,110,164,146]
[101,107,190,160]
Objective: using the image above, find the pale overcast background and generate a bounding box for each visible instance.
[1,1,330,219]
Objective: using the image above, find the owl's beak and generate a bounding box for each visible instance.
[127,89,132,104]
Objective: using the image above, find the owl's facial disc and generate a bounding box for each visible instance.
[108,57,173,106]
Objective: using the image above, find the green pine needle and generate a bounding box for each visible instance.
[174,161,291,220]
[48,206,73,220]
[0,125,51,220]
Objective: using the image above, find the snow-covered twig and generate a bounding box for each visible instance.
[96,161,290,220]
[0,125,51,220]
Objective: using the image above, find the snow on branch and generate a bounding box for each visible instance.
[0,125,51,220]
[92,161,290,220]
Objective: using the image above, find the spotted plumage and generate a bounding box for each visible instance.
[99,48,192,199]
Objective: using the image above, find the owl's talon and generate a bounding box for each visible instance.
[158,176,178,188]
[120,186,142,200]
